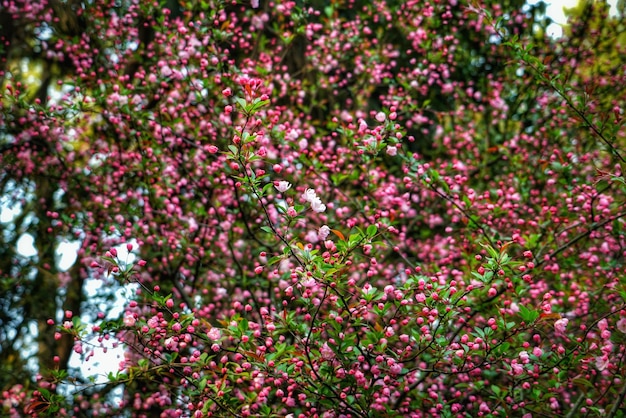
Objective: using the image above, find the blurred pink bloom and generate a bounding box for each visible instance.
[123,315,136,327]
[554,318,569,334]
[207,328,221,341]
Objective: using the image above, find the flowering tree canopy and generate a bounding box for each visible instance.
[1,0,626,416]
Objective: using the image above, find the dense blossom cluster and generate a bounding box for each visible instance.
[1,0,625,417]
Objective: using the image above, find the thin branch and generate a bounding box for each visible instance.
[537,211,626,266]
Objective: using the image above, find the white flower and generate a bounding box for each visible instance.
[303,188,317,202]
[303,188,326,212]
[275,181,292,193]
[386,145,397,156]
[310,197,326,213]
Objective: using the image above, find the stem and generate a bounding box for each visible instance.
[565,393,586,418]
[607,378,626,418]
[537,211,626,266]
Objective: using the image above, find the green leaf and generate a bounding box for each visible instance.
[235,97,247,110]
[72,316,82,328]
[267,255,283,266]
[429,169,440,183]
[198,377,208,391]
[227,144,239,156]
[481,243,500,260]
[518,304,539,323]
[262,182,274,194]
[366,224,378,237]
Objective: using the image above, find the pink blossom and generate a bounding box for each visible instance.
[165,337,177,350]
[305,230,319,243]
[320,343,334,360]
[616,318,626,334]
[318,225,330,240]
[207,328,221,341]
[511,362,524,376]
[123,315,136,327]
[554,318,569,334]
[519,351,529,363]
